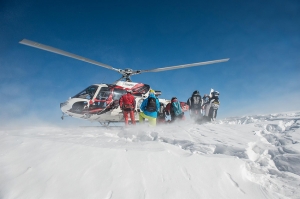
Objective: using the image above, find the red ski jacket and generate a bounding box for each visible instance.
[119,93,136,111]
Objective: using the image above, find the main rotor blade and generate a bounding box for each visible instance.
[19,39,115,70]
[139,58,230,73]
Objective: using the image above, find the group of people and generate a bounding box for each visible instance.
[156,97,185,124]
[186,90,220,122]
[119,88,220,127]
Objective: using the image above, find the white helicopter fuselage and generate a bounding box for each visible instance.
[60,81,171,123]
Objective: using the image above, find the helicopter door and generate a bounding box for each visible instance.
[95,87,112,108]
[112,88,126,101]
[108,88,126,110]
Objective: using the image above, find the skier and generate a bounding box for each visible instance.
[202,94,209,116]
[208,91,220,121]
[139,89,160,126]
[187,90,202,119]
[157,102,167,124]
[165,97,184,123]
[119,90,136,126]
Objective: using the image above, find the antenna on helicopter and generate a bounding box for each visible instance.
[19,39,229,82]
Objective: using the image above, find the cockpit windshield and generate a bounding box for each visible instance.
[72,85,99,99]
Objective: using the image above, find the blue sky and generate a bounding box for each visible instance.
[1,0,300,126]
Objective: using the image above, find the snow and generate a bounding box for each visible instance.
[1,111,300,199]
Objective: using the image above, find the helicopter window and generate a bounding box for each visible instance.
[72,85,99,99]
[94,87,112,108]
[113,89,126,100]
[96,87,111,100]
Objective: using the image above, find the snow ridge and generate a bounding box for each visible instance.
[220,112,300,198]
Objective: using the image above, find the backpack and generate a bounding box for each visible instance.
[171,101,183,116]
[191,95,201,109]
[146,97,157,112]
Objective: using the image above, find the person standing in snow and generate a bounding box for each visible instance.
[157,102,167,124]
[187,90,202,119]
[139,89,160,126]
[207,91,220,121]
[202,94,209,116]
[165,97,184,122]
[119,90,136,126]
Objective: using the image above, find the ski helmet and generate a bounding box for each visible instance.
[212,91,219,96]
[193,90,199,95]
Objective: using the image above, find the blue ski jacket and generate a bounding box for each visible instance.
[140,93,160,118]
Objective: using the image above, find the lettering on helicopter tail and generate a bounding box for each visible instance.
[124,83,135,87]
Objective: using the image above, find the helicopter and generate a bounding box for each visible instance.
[19,39,229,126]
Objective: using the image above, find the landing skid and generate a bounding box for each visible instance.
[99,121,111,127]
[61,113,69,120]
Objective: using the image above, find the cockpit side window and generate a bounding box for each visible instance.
[96,87,111,100]
[72,85,99,100]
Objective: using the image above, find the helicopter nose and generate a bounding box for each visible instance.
[60,101,68,108]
